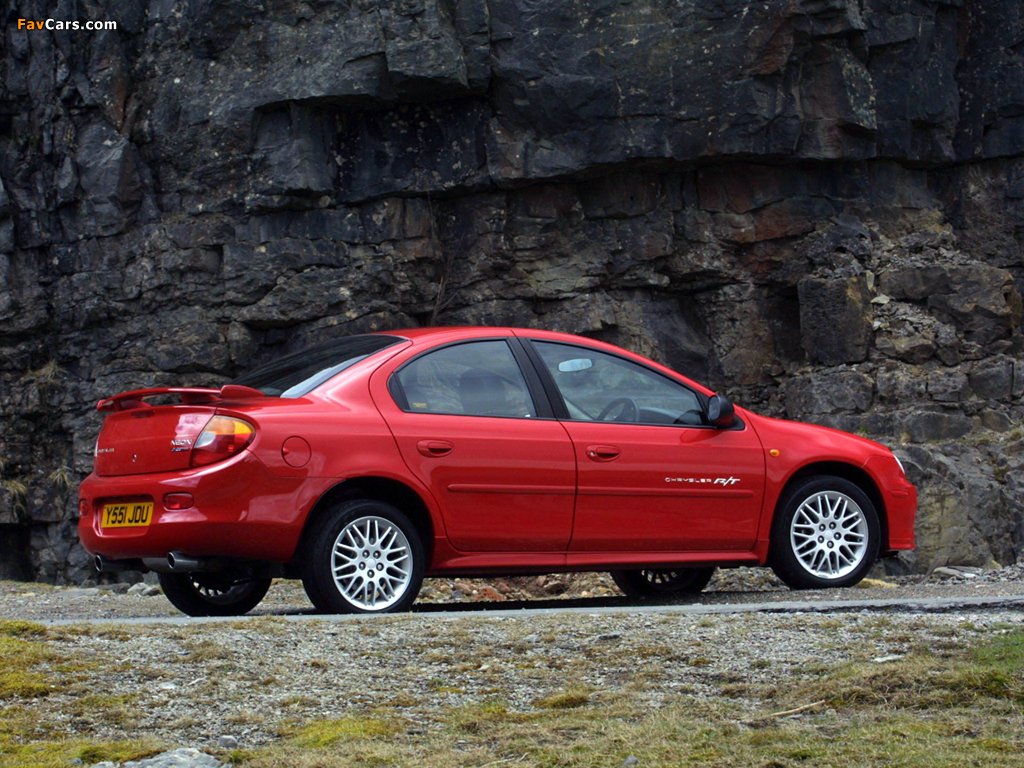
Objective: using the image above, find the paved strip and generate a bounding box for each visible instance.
[41,593,1024,627]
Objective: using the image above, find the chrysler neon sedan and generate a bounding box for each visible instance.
[78,327,916,616]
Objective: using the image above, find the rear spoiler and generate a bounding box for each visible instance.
[96,385,265,413]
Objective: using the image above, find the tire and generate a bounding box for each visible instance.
[301,499,424,614]
[158,571,272,617]
[769,475,880,590]
[610,567,716,598]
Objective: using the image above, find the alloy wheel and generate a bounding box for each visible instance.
[331,515,413,610]
[789,490,869,579]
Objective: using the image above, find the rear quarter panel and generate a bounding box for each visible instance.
[228,357,448,549]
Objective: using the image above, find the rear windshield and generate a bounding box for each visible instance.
[232,335,404,397]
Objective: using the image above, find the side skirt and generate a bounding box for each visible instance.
[426,550,761,578]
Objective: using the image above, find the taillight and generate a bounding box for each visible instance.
[190,416,255,467]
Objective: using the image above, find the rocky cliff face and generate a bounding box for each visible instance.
[1,0,1022,582]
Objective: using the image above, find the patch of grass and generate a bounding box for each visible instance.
[0,738,160,768]
[75,740,161,765]
[288,717,395,747]
[973,630,1024,673]
[0,636,55,700]
[179,639,230,662]
[449,701,533,733]
[0,479,27,499]
[789,629,1024,710]
[50,624,130,641]
[0,621,46,638]
[20,360,64,385]
[534,686,592,710]
[46,466,74,489]
[66,694,138,726]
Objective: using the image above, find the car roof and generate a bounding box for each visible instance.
[379,326,592,345]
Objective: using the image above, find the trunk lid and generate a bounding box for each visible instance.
[94,405,217,476]
[92,386,265,477]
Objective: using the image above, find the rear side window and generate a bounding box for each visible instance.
[233,335,403,397]
[394,341,537,419]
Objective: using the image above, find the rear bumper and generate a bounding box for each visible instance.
[78,451,328,563]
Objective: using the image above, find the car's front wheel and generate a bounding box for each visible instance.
[769,475,880,590]
[301,499,424,614]
[610,567,716,598]
[158,571,272,617]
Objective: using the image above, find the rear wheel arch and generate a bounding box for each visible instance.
[294,477,437,568]
[771,461,888,553]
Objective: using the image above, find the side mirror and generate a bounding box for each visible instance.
[706,394,736,428]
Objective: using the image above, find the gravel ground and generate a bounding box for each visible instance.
[5,565,1024,767]
[3,564,1022,624]
[25,608,1024,751]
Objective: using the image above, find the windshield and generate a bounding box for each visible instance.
[232,335,404,397]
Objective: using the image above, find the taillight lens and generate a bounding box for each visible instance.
[190,416,255,467]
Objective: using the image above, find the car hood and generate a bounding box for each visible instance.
[741,409,895,462]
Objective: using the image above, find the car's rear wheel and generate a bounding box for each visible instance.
[610,567,716,598]
[301,499,424,614]
[769,475,880,590]
[158,571,272,617]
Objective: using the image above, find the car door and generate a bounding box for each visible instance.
[525,339,765,552]
[370,338,576,552]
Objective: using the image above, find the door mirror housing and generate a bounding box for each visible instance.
[706,394,736,428]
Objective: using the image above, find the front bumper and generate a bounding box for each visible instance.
[78,450,328,563]
[865,454,917,550]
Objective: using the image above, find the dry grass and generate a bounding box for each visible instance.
[533,686,592,710]
[0,479,27,499]
[286,717,395,747]
[20,360,64,384]
[0,636,55,700]
[2,613,1023,768]
[46,466,75,489]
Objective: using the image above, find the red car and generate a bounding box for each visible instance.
[78,327,916,616]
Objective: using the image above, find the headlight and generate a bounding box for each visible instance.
[893,454,906,477]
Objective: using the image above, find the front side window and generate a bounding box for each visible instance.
[533,341,704,425]
[394,341,537,419]
[233,335,403,398]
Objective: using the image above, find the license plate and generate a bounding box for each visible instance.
[102,502,153,529]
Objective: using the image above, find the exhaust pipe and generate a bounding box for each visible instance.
[94,555,144,573]
[166,551,227,573]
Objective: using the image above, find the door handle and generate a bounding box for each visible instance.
[417,439,454,457]
[586,444,620,462]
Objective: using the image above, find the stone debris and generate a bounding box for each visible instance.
[90,748,226,768]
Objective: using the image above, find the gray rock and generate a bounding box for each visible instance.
[119,747,227,767]
[216,735,238,749]
[798,277,872,365]
[623,756,640,767]
[784,372,874,416]
[898,411,972,443]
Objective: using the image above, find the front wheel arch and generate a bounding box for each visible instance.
[769,461,888,561]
